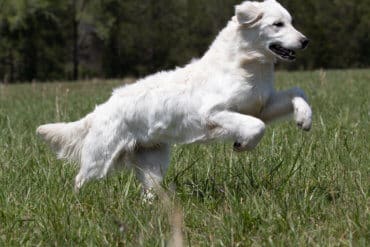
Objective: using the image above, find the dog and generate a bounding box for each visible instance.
[37,0,312,197]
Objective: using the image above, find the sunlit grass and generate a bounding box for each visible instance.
[0,70,369,246]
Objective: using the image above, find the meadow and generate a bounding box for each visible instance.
[0,70,369,246]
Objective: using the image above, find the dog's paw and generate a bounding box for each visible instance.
[233,142,246,152]
[233,141,256,152]
[292,97,312,131]
[233,123,265,152]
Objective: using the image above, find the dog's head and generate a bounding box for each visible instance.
[235,0,308,61]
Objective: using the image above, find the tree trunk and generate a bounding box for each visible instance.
[9,50,14,83]
[72,0,79,81]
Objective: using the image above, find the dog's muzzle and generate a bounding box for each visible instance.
[269,44,296,61]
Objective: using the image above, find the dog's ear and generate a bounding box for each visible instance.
[235,1,263,28]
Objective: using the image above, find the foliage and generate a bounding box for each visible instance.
[0,0,370,82]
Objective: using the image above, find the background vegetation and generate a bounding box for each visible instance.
[0,70,369,245]
[0,1,369,245]
[1,0,370,82]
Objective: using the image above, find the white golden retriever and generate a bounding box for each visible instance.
[37,0,312,196]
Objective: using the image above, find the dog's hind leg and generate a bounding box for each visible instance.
[74,130,134,191]
[129,144,171,199]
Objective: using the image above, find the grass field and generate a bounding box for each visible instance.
[0,70,369,246]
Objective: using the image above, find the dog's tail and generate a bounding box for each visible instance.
[36,113,94,163]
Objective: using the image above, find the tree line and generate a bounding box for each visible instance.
[0,0,369,83]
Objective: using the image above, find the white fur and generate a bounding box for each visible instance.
[37,0,312,195]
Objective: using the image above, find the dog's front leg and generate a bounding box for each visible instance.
[260,87,312,130]
[209,111,266,152]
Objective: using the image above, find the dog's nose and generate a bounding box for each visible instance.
[300,38,309,49]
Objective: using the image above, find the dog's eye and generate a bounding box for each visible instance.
[273,22,284,27]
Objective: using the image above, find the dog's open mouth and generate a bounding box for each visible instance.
[269,44,296,61]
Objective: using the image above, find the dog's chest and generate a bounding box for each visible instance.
[236,83,272,116]
[234,65,274,116]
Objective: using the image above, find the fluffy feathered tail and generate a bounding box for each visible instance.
[36,113,94,163]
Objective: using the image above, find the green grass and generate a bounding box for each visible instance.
[0,70,369,246]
